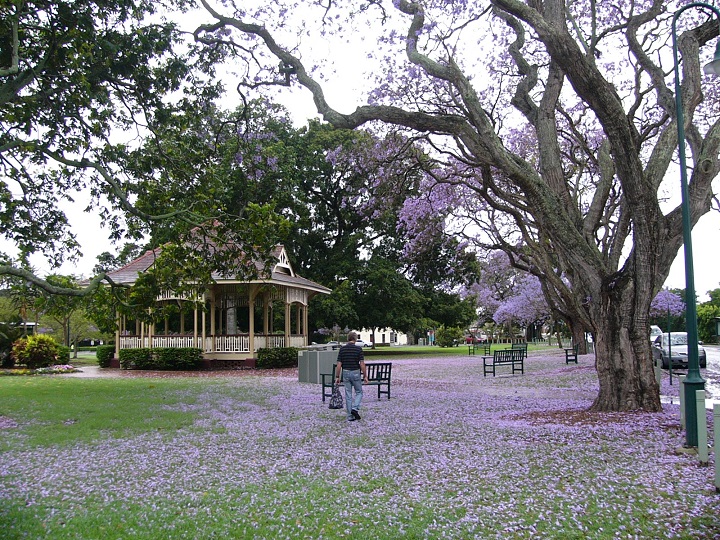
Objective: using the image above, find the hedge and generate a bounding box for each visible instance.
[256,347,299,369]
[119,348,203,370]
[96,345,115,368]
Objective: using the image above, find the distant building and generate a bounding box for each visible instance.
[356,328,408,346]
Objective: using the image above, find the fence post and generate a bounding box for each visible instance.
[695,390,708,464]
[679,375,686,429]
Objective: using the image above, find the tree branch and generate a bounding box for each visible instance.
[0,265,110,297]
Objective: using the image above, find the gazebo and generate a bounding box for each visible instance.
[105,245,331,368]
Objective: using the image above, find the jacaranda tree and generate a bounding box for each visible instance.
[193,0,720,412]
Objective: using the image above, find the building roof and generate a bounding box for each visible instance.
[104,249,161,285]
[103,245,331,295]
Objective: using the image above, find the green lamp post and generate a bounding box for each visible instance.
[671,2,720,447]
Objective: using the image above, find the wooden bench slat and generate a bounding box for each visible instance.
[511,342,528,359]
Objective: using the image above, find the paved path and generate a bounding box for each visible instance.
[64,364,297,379]
[66,365,119,378]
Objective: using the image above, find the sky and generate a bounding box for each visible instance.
[659,210,720,300]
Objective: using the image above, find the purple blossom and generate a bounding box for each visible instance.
[493,274,550,326]
[650,290,685,317]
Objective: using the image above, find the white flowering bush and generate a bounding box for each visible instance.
[34,365,79,374]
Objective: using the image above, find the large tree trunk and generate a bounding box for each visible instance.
[571,326,587,355]
[590,279,661,412]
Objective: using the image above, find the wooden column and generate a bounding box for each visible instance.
[210,288,216,352]
[193,302,198,348]
[249,287,257,353]
[304,305,309,346]
[201,293,207,352]
[114,309,120,361]
[263,294,270,335]
[285,302,291,345]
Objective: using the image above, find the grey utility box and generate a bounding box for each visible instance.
[298,349,338,384]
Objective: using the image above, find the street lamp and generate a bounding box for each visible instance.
[671,2,720,447]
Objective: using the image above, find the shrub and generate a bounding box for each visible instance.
[256,347,299,369]
[119,348,202,370]
[11,334,61,369]
[96,345,116,368]
[155,348,203,370]
[435,325,464,347]
[0,323,24,368]
[57,346,71,364]
[119,348,152,370]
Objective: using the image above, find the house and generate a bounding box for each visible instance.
[105,245,331,368]
[356,328,408,346]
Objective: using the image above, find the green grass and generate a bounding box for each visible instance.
[0,377,216,449]
[67,350,100,366]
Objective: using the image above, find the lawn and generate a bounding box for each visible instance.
[1,351,718,539]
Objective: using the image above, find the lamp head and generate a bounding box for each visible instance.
[703,40,720,75]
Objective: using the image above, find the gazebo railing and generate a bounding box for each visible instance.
[119,333,306,353]
[211,334,251,353]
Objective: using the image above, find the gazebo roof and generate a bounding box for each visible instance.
[104,245,331,295]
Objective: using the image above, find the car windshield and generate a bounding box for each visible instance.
[667,334,688,346]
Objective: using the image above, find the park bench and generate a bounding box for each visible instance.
[564,343,579,364]
[321,362,393,402]
[511,342,528,359]
[482,348,525,377]
[468,342,491,356]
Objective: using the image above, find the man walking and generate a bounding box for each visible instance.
[335,331,369,421]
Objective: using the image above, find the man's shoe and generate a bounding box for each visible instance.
[351,409,361,420]
[347,417,356,422]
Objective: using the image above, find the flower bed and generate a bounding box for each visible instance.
[1,364,80,376]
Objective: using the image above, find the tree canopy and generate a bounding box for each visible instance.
[191,0,720,411]
[130,100,474,336]
[0,0,286,300]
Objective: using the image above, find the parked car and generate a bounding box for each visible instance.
[649,325,662,343]
[325,341,340,350]
[465,333,488,344]
[355,339,372,348]
[652,332,707,369]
